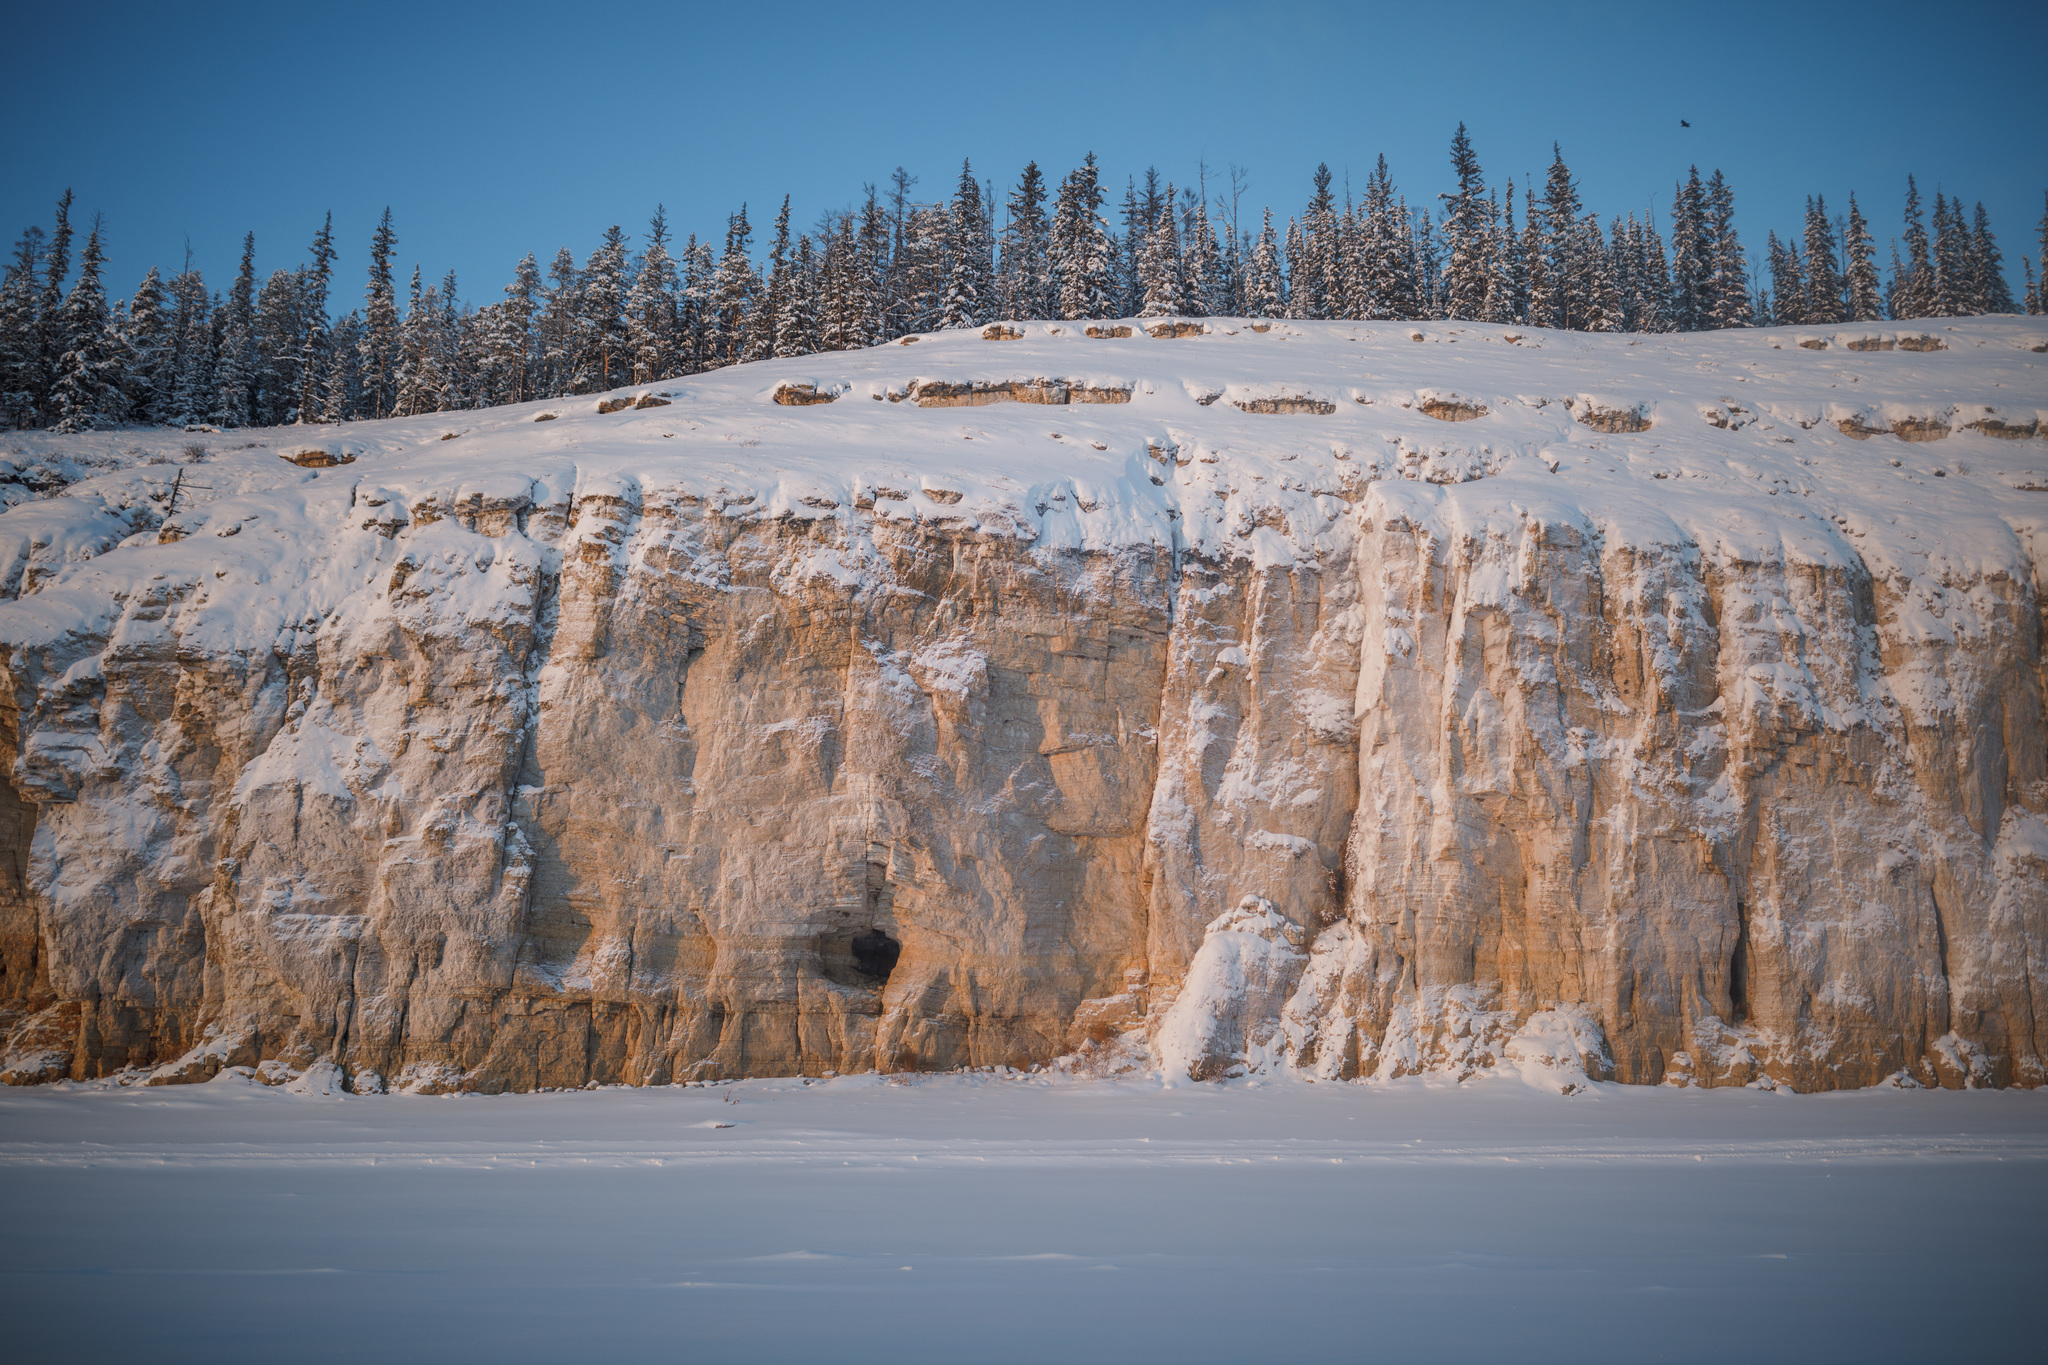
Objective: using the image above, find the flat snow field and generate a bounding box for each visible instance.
[0,1075,2042,1364]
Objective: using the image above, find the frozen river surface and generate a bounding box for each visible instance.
[1,1072,2042,1364]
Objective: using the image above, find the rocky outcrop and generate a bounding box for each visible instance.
[3,471,2040,1095]
[1271,489,2048,1091]
[1,318,2043,1094]
[1573,399,1653,433]
[1232,394,1336,415]
[0,483,1352,1091]
[906,378,1131,407]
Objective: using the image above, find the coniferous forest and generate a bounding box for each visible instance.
[3,129,2042,433]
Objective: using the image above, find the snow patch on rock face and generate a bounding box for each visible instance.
[1154,897,1306,1081]
[1278,930,1615,1091]
[1503,1008,1615,1093]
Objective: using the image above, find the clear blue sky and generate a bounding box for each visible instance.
[6,0,2044,306]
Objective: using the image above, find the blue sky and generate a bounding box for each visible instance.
[6,0,2044,305]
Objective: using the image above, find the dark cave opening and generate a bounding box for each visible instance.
[851,929,901,983]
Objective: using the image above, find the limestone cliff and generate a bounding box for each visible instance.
[1,317,2043,1092]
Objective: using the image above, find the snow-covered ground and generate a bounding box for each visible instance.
[2,1075,2042,1364]
[4,316,2046,622]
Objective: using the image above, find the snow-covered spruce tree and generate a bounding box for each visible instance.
[1048,166,1081,321]
[1844,194,1882,321]
[1893,176,1933,319]
[497,253,539,403]
[435,269,471,410]
[168,263,213,427]
[1183,198,1219,317]
[1410,204,1441,319]
[1667,169,1708,331]
[1533,145,1583,329]
[995,162,1048,321]
[51,222,122,431]
[1607,216,1638,331]
[816,214,854,352]
[880,166,920,338]
[853,188,890,346]
[1480,182,1522,325]
[255,265,309,426]
[767,218,804,359]
[1135,170,1166,311]
[779,233,819,356]
[394,269,433,414]
[359,208,400,417]
[431,274,462,411]
[580,224,631,387]
[2037,191,2048,314]
[466,301,508,406]
[1244,207,1284,317]
[440,278,471,411]
[941,159,992,329]
[1327,204,1357,318]
[536,247,581,395]
[295,213,335,424]
[1637,216,1674,332]
[0,228,46,430]
[896,203,946,334]
[818,214,857,351]
[1360,156,1414,320]
[1138,194,1185,317]
[679,233,714,371]
[759,197,795,358]
[1949,196,1983,313]
[708,206,758,369]
[205,301,228,412]
[1704,170,1752,328]
[1573,217,1617,331]
[392,266,434,416]
[121,266,172,425]
[478,254,537,405]
[321,312,362,421]
[1110,180,1138,316]
[976,171,1001,321]
[893,203,929,336]
[1971,202,2013,314]
[1439,123,1492,320]
[997,161,1050,321]
[1051,154,1115,321]
[213,233,257,427]
[1515,185,1545,330]
[33,189,74,425]
[1292,164,1337,321]
[1930,193,1966,317]
[1768,231,1804,327]
[1117,171,1160,317]
[1211,203,1244,318]
[1281,217,1304,317]
[1802,195,1843,325]
[627,206,679,382]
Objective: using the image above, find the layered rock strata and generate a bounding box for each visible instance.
[0,317,2043,1093]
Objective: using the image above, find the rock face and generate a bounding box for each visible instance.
[1,317,2044,1093]
[0,499,1349,1090]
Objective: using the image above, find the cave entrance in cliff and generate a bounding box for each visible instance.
[851,929,901,983]
[819,927,902,989]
